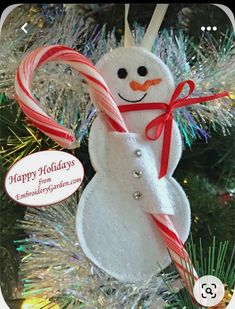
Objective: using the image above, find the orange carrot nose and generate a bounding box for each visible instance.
[130,78,162,92]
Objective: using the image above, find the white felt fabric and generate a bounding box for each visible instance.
[107,131,176,215]
[95,46,175,106]
[76,117,191,282]
[76,47,191,282]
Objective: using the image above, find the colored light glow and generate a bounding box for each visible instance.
[21,297,60,309]
[229,92,235,100]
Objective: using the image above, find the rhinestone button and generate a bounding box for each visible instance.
[132,170,142,178]
[135,149,142,157]
[133,191,143,200]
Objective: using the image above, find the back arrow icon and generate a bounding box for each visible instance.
[21,23,28,34]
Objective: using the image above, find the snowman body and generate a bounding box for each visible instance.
[76,47,191,282]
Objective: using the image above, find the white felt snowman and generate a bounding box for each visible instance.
[76,4,191,282]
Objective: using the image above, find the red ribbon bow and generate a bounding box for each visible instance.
[118,80,229,179]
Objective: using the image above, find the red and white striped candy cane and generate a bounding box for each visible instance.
[15,45,198,296]
[15,45,128,148]
[151,214,198,296]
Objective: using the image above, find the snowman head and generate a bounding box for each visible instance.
[96,46,174,106]
[96,4,174,106]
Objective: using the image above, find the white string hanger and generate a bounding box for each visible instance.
[124,4,135,47]
[124,4,169,51]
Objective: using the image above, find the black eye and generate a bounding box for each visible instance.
[117,68,128,79]
[137,66,148,76]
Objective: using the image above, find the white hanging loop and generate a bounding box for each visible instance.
[124,4,135,47]
[141,4,169,51]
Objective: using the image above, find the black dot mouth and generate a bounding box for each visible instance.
[118,93,147,103]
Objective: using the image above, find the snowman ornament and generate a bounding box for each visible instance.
[76,4,191,282]
[15,2,229,293]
